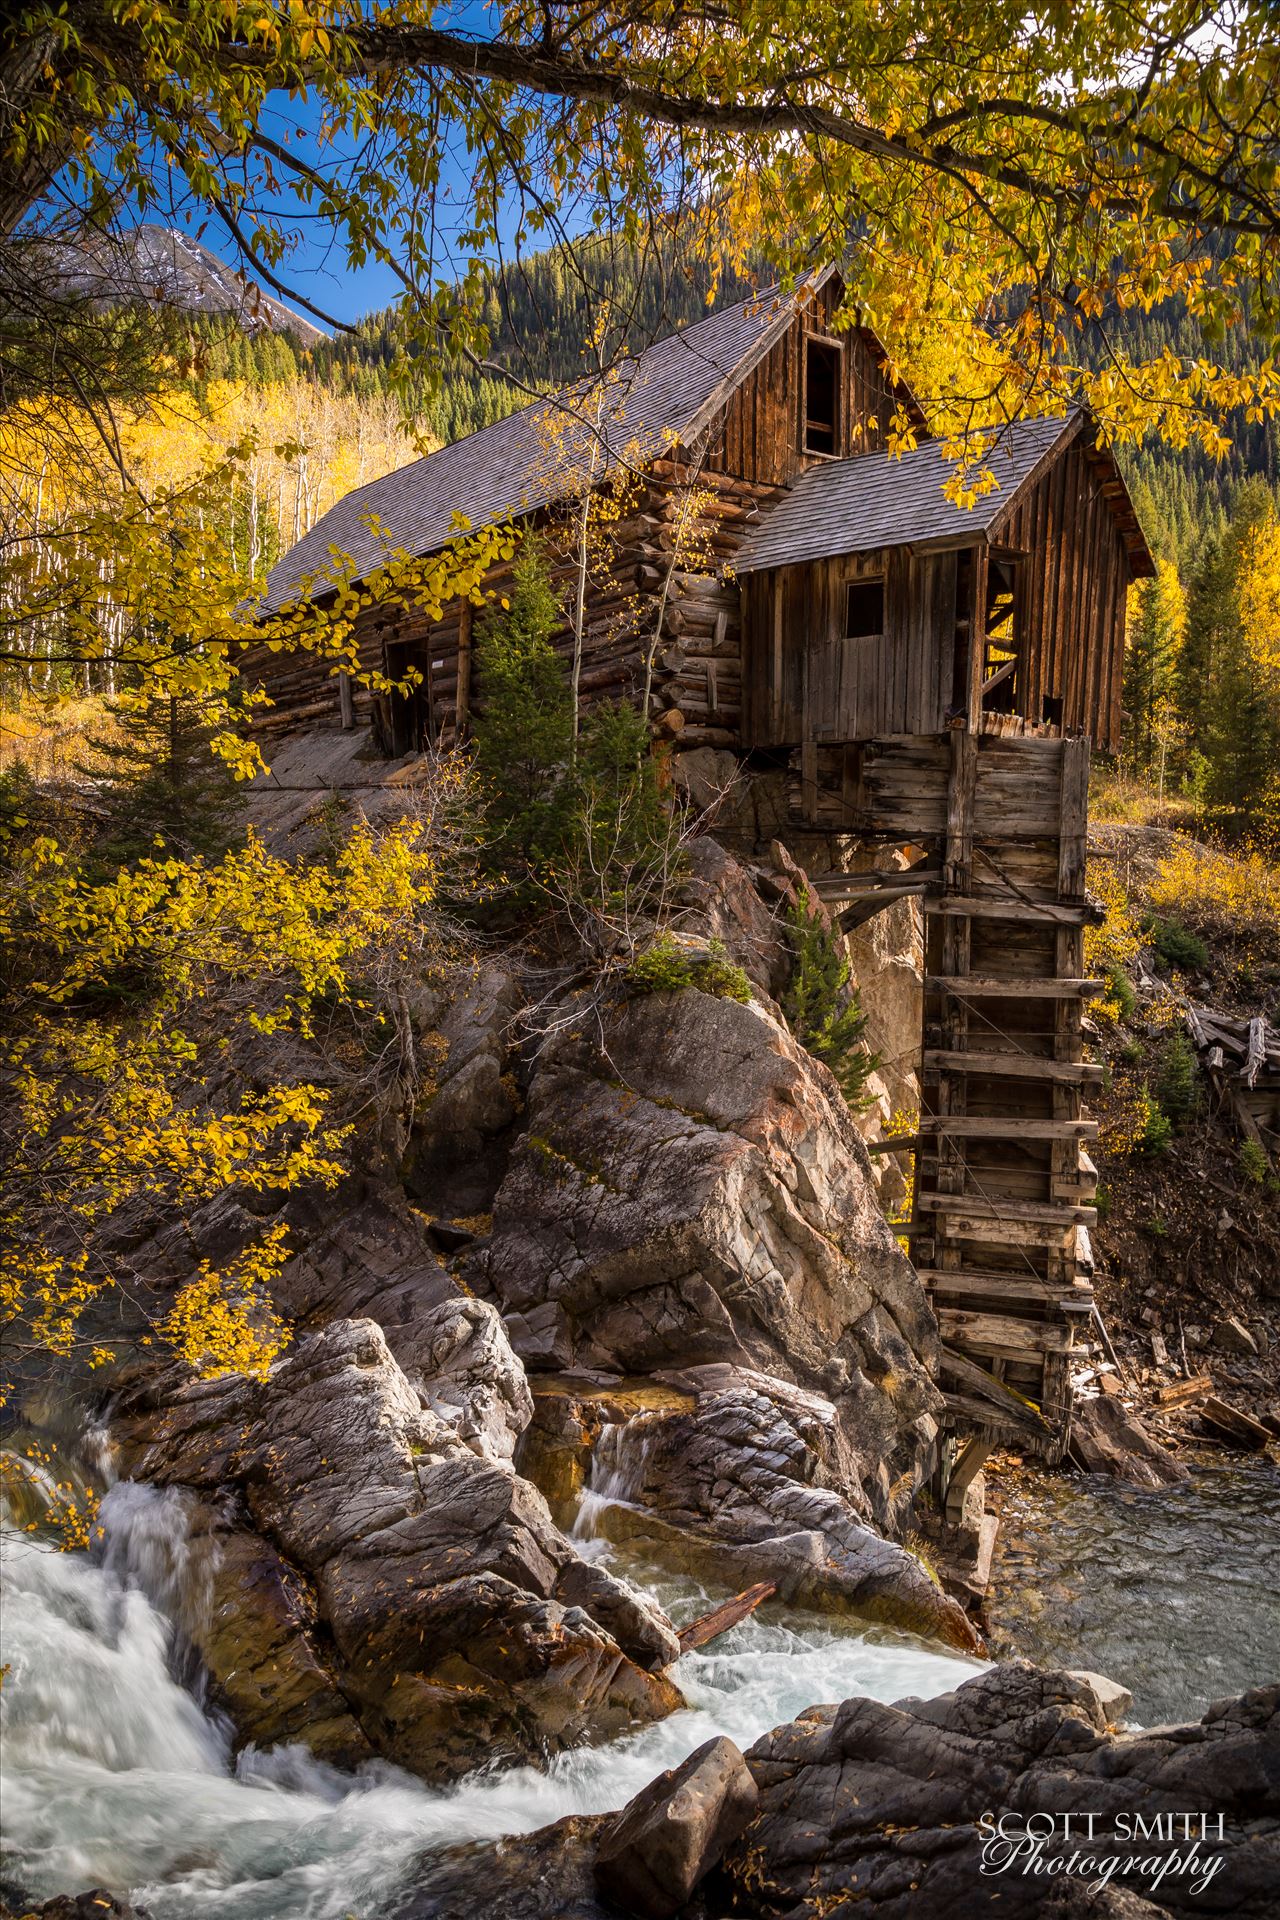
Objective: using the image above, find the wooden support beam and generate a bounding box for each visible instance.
[939,1346,1050,1433]
[838,888,926,931]
[924,1271,1094,1307]
[944,1436,993,1523]
[916,1116,1099,1140]
[925,974,1105,999]
[926,894,1098,926]
[945,728,978,893]
[926,1213,1084,1249]
[923,1049,1103,1085]
[918,1193,1097,1228]
[455,601,473,735]
[937,1308,1076,1355]
[811,867,940,898]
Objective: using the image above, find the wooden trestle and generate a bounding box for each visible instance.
[789,723,1101,1463]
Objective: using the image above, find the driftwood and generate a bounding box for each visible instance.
[677,1582,777,1653]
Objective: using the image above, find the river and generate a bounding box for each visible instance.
[2,1459,1276,1918]
[0,1481,980,1919]
[986,1456,1280,1725]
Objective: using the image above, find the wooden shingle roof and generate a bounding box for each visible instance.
[734,412,1154,578]
[262,280,825,611]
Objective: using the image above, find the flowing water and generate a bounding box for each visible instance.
[0,1475,982,1919]
[6,1444,1276,1917]
[986,1458,1280,1725]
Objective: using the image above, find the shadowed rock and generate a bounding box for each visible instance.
[593,1735,759,1918]
[722,1661,1280,1917]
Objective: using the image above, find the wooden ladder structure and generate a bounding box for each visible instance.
[911,729,1098,1468]
[789,725,1101,1467]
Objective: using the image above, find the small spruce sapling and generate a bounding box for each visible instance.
[472,535,574,881]
[782,888,879,1108]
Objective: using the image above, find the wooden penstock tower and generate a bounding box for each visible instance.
[736,409,1153,1471]
[249,269,1155,1476]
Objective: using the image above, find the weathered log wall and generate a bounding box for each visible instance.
[240,297,903,748]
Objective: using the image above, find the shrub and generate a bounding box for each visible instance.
[1084,861,1144,978]
[1105,963,1138,1021]
[625,933,752,1002]
[692,938,753,1003]
[1147,916,1210,974]
[1240,1139,1269,1186]
[472,537,680,922]
[1148,839,1280,943]
[471,535,575,880]
[1140,1099,1173,1156]
[782,888,879,1108]
[625,932,693,994]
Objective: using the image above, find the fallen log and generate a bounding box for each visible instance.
[677,1582,776,1654]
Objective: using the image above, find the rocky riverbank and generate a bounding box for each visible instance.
[76,837,976,1794]
[11,1663,1275,1920]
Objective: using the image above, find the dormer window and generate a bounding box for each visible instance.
[803,337,842,455]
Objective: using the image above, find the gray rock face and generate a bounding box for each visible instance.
[114,1319,681,1781]
[593,1735,759,1919]
[405,963,521,1215]
[580,1365,981,1653]
[410,1294,534,1465]
[723,1662,1280,1917]
[674,837,790,998]
[472,987,939,1440]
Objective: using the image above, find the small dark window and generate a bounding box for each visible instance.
[804,339,841,455]
[845,578,884,639]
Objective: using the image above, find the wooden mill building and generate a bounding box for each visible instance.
[250,268,1155,1472]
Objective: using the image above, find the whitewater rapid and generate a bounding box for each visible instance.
[0,1481,982,1918]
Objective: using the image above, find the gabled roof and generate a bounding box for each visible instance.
[734,412,1154,578]
[263,270,899,611]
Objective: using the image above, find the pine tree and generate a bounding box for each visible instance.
[86,688,244,875]
[782,889,879,1108]
[1195,482,1280,830]
[472,535,574,878]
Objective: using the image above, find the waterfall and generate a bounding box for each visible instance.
[570,1412,659,1548]
[0,1476,981,1918]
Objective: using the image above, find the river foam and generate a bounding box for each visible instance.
[0,1482,982,1918]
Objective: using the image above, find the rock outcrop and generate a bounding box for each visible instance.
[113,1318,680,1781]
[721,1662,1280,1917]
[593,1735,759,1919]
[385,1665,1279,1919]
[560,1365,981,1652]
[472,990,938,1466]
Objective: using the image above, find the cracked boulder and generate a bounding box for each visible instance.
[566,1366,982,1654]
[471,983,943,1528]
[721,1662,1280,1917]
[112,1318,681,1781]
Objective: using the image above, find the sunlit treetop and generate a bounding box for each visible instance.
[2,0,1278,451]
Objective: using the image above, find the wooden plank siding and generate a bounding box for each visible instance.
[743,435,1133,755]
[242,295,902,751]
[997,437,1130,748]
[703,283,903,484]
